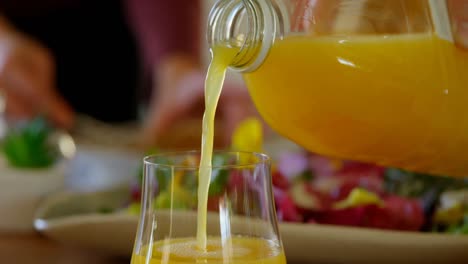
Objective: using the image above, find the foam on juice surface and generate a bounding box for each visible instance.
[157,238,251,258]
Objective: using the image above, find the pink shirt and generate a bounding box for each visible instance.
[125,0,201,71]
[1,0,201,72]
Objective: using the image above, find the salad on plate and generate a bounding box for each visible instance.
[125,118,468,235]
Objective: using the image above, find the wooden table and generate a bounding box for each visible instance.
[0,233,129,264]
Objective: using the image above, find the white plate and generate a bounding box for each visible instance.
[64,145,140,192]
[34,188,468,264]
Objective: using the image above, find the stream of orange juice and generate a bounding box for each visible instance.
[196,46,238,249]
[244,33,468,177]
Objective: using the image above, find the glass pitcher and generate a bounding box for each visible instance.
[207,0,468,177]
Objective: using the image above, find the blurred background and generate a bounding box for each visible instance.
[0,1,467,263]
[0,0,254,151]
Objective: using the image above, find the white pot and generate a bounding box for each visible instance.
[0,157,65,232]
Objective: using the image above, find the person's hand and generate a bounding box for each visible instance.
[0,17,74,128]
[142,55,259,147]
[448,0,468,48]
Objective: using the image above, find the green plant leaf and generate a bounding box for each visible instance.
[1,117,57,168]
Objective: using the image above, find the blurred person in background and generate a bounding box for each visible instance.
[0,0,466,148]
[0,0,257,148]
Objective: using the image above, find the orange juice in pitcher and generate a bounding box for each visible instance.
[208,0,468,177]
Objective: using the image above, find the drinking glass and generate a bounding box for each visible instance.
[131,151,286,264]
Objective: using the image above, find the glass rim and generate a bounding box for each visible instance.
[143,150,271,169]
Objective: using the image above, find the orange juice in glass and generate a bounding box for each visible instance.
[131,237,286,264]
[131,152,286,264]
